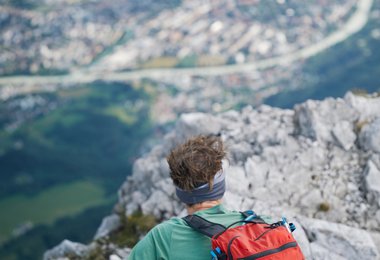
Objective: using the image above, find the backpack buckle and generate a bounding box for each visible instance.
[211,247,226,260]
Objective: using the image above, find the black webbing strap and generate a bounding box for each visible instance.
[183,210,266,238]
[183,214,226,238]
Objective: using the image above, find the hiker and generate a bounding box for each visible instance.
[128,135,304,260]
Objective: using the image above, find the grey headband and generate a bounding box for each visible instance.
[175,171,226,204]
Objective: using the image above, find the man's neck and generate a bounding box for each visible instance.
[186,200,222,215]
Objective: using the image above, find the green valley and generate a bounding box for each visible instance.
[0,81,153,259]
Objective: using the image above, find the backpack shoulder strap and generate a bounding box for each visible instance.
[240,210,256,219]
[183,214,226,238]
[240,210,267,223]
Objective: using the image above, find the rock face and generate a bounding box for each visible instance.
[365,156,380,207]
[298,217,379,260]
[94,214,121,240]
[44,240,90,260]
[359,118,380,153]
[45,92,380,260]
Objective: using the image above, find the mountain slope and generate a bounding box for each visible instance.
[45,92,380,260]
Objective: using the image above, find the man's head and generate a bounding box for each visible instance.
[167,135,226,205]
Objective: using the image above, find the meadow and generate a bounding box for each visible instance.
[0,181,111,245]
[0,81,152,259]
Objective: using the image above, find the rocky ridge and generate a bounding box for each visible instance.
[45,92,380,260]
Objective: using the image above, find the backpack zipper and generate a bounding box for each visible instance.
[238,241,298,260]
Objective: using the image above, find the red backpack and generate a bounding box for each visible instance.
[183,210,305,260]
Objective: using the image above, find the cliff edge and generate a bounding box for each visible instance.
[45,92,380,260]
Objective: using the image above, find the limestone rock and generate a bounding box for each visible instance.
[225,166,248,195]
[294,98,357,143]
[289,218,312,259]
[365,159,380,206]
[370,232,380,257]
[123,190,148,215]
[114,94,380,229]
[299,189,323,212]
[344,92,380,121]
[109,254,121,260]
[359,118,380,153]
[46,93,380,259]
[332,121,356,151]
[141,190,174,218]
[43,240,89,260]
[175,113,222,141]
[294,100,322,140]
[299,217,379,260]
[94,214,121,240]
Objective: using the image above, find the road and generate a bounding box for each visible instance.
[0,0,373,86]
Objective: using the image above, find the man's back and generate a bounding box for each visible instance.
[128,205,243,260]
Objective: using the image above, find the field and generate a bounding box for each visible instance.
[0,81,153,259]
[0,181,110,245]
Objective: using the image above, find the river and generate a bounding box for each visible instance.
[0,0,373,87]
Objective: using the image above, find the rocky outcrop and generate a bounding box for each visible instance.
[94,214,121,240]
[365,156,380,208]
[359,118,380,153]
[45,92,380,260]
[44,240,90,260]
[298,217,379,260]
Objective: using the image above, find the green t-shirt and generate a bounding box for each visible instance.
[128,204,245,260]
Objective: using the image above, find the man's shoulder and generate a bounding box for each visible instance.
[148,216,187,234]
[128,219,183,259]
[161,216,187,225]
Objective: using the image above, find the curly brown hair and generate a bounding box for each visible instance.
[167,135,226,191]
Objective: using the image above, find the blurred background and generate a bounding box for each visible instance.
[0,0,379,259]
